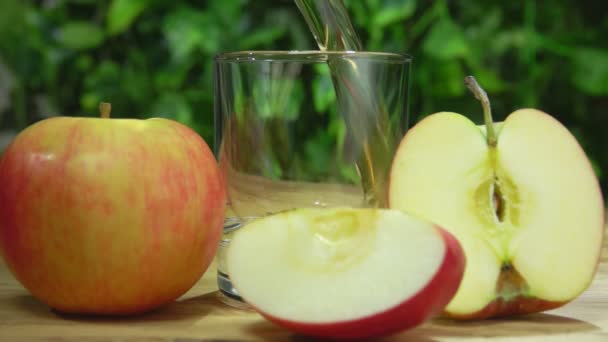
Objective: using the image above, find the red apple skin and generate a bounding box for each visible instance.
[253,227,465,340]
[0,116,225,315]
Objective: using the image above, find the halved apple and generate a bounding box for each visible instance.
[389,76,605,319]
[227,208,465,339]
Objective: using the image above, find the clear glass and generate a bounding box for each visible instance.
[214,50,411,303]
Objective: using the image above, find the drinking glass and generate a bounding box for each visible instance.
[214,50,411,304]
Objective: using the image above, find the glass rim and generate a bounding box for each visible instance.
[214,50,412,63]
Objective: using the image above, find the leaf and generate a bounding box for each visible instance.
[421,59,466,97]
[239,26,286,49]
[0,59,15,114]
[151,93,193,125]
[208,0,247,24]
[163,8,220,62]
[591,159,602,179]
[571,48,608,96]
[373,0,416,28]
[81,61,130,116]
[154,63,189,91]
[107,0,148,35]
[0,130,18,154]
[304,130,334,179]
[348,0,371,28]
[253,79,304,121]
[470,68,506,93]
[262,9,307,49]
[364,0,381,11]
[489,30,519,55]
[80,92,102,112]
[0,0,25,38]
[422,18,469,60]
[312,65,336,113]
[56,22,104,50]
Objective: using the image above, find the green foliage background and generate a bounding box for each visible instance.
[0,0,606,197]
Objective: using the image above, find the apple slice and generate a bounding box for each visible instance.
[389,76,605,319]
[226,207,465,339]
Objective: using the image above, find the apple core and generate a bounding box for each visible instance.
[286,209,377,273]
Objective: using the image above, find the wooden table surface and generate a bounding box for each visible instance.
[1,228,607,342]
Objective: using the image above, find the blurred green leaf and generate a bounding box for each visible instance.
[81,60,121,114]
[373,0,416,28]
[490,30,520,55]
[422,18,469,60]
[0,0,25,39]
[0,61,15,114]
[80,92,101,112]
[253,80,304,121]
[257,8,310,50]
[304,130,334,178]
[312,65,335,113]
[154,63,189,91]
[107,0,149,35]
[208,0,247,24]
[56,22,105,50]
[571,48,608,96]
[348,0,370,28]
[470,68,506,93]
[151,93,193,125]
[591,159,602,179]
[421,59,466,97]
[364,0,381,11]
[239,26,286,49]
[474,7,502,39]
[163,8,220,62]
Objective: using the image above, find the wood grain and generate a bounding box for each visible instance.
[1,227,606,341]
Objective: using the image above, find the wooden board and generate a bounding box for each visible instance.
[1,228,607,341]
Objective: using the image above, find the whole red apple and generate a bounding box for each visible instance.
[0,104,226,315]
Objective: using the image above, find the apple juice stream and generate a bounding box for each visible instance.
[295,0,403,208]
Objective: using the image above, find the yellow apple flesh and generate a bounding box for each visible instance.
[389,109,605,319]
[227,208,465,339]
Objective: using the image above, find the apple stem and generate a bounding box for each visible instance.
[464,76,497,147]
[99,102,111,119]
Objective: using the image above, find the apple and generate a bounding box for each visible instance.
[0,103,226,315]
[389,76,605,319]
[227,207,465,339]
